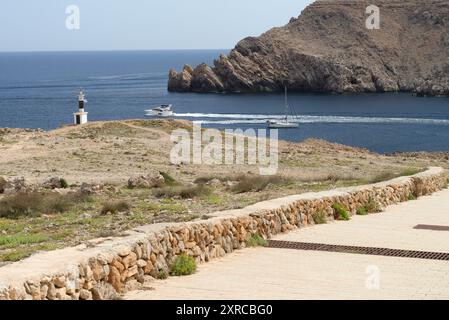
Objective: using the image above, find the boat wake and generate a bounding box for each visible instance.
[172,113,449,126]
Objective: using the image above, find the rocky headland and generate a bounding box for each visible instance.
[168,0,449,96]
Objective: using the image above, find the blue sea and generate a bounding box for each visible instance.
[0,50,449,153]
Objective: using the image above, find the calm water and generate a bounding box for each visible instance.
[1,50,449,153]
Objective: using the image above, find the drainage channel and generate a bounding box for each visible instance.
[414,224,449,231]
[268,240,449,261]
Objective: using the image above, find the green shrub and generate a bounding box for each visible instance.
[100,200,130,215]
[156,270,168,280]
[245,234,268,247]
[0,192,88,219]
[365,197,383,213]
[59,178,69,189]
[356,207,368,216]
[332,203,350,221]
[170,255,197,276]
[159,172,177,186]
[312,211,327,224]
[407,193,417,201]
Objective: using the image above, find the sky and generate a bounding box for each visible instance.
[0,0,313,52]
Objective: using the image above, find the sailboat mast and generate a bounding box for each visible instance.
[284,86,288,120]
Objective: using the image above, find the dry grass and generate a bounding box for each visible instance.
[100,200,130,215]
[0,192,90,219]
[153,185,211,199]
[230,175,291,193]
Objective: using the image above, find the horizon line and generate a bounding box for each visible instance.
[0,48,232,54]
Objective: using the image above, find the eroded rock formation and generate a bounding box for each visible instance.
[168,0,449,96]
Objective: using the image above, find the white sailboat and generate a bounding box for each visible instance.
[267,87,299,128]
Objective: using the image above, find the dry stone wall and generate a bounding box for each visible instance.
[0,167,447,300]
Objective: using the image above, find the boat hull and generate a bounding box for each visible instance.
[146,110,174,117]
[267,120,299,128]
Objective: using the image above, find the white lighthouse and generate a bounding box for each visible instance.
[73,89,88,125]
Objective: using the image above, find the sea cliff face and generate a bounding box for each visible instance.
[168,0,449,96]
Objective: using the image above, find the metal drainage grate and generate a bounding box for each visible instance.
[414,224,449,232]
[268,240,449,261]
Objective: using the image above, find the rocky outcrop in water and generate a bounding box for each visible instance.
[168,0,449,96]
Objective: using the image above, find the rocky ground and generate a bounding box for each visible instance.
[0,119,445,264]
[168,0,449,96]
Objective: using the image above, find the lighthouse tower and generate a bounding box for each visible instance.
[73,89,88,125]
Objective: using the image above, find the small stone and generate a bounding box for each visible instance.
[137,259,147,268]
[108,266,122,292]
[79,289,92,300]
[127,265,138,278]
[53,276,65,288]
[122,252,137,269]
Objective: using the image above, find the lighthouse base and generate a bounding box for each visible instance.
[74,111,88,125]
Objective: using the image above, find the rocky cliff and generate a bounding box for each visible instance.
[168,0,449,96]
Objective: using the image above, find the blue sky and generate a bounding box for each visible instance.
[0,0,313,52]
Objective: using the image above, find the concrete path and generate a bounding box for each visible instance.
[126,189,449,300]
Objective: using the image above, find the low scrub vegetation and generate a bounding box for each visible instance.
[170,255,197,276]
[408,193,417,201]
[100,200,130,215]
[59,178,69,189]
[369,168,423,184]
[0,233,48,248]
[156,270,168,280]
[365,197,383,213]
[159,171,177,186]
[245,234,268,247]
[356,207,368,216]
[154,185,211,199]
[355,197,382,216]
[0,191,89,219]
[332,203,350,221]
[230,175,290,194]
[312,211,327,224]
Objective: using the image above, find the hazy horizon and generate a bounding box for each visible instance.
[0,0,313,52]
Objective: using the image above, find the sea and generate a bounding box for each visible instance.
[0,50,448,153]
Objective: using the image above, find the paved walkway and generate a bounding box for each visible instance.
[126,189,449,300]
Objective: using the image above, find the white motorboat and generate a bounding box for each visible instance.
[145,104,174,117]
[267,87,299,128]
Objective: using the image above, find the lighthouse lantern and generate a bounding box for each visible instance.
[73,89,88,125]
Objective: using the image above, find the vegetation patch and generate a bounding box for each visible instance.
[0,192,90,219]
[356,207,368,216]
[156,270,168,280]
[59,178,69,189]
[230,175,290,194]
[369,168,423,184]
[100,200,130,215]
[0,234,48,248]
[312,211,327,224]
[245,234,268,247]
[332,203,350,221]
[159,171,178,186]
[364,197,383,213]
[170,255,197,276]
[408,193,417,201]
[154,185,211,199]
